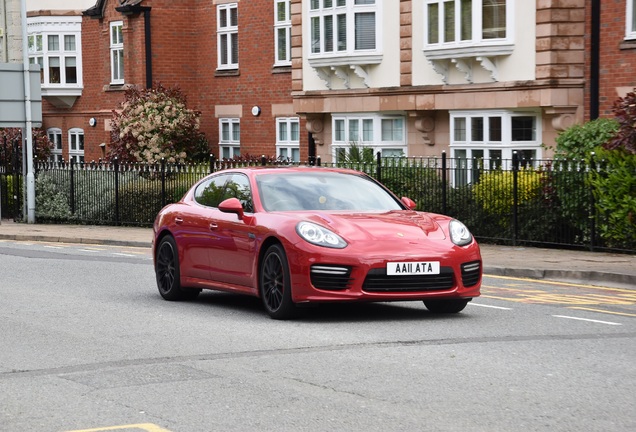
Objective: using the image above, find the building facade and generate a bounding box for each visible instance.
[28,0,302,163]
[292,0,587,171]
[23,0,636,170]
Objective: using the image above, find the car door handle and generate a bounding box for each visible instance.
[209,223,218,231]
[175,217,183,225]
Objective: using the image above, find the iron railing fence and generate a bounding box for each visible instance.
[27,154,636,253]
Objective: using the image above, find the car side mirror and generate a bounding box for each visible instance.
[401,197,416,210]
[219,197,245,220]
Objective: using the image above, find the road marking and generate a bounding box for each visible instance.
[568,307,636,318]
[43,245,63,249]
[552,315,622,326]
[112,253,136,257]
[64,424,172,432]
[470,303,512,310]
[485,274,635,293]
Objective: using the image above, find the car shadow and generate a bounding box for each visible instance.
[189,292,471,323]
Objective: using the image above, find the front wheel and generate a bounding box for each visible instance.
[155,235,200,301]
[259,244,296,320]
[424,299,470,314]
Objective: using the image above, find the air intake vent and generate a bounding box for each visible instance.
[362,267,454,292]
[310,265,353,290]
[461,261,481,287]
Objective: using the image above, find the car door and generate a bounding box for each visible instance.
[207,173,258,288]
[177,173,234,281]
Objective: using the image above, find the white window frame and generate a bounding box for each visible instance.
[450,110,542,185]
[110,21,124,84]
[308,0,380,60]
[217,3,239,70]
[331,113,406,161]
[274,0,292,66]
[68,128,85,163]
[276,117,300,161]
[424,0,513,53]
[27,17,83,90]
[47,128,63,162]
[219,118,241,159]
[627,0,636,40]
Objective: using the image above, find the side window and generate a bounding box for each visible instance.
[194,174,232,207]
[226,174,253,213]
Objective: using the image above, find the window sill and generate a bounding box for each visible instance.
[103,84,129,92]
[620,39,636,50]
[215,69,240,77]
[272,65,292,74]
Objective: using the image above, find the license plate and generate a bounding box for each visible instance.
[387,261,440,276]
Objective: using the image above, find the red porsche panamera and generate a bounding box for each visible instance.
[153,166,482,319]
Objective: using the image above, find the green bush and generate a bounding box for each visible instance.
[589,148,636,249]
[552,118,619,160]
[35,173,71,221]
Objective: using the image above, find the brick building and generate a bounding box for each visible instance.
[27,0,302,163]
[586,0,636,119]
[23,0,636,172]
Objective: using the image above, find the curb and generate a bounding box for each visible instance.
[484,266,636,290]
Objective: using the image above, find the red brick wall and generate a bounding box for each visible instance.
[41,0,304,163]
[585,0,636,119]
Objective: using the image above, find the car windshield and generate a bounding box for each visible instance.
[256,171,405,212]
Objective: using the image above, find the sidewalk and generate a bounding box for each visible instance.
[1,219,634,289]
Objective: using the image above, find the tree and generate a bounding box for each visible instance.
[0,128,53,164]
[108,83,209,164]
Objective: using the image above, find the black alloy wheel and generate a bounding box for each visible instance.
[260,244,296,319]
[155,235,199,301]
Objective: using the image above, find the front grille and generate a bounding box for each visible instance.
[461,261,481,287]
[362,267,455,292]
[310,265,353,290]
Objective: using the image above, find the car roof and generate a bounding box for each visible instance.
[214,165,366,176]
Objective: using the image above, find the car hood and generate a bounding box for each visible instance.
[298,210,447,242]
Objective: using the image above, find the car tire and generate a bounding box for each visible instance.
[424,299,470,314]
[155,235,200,301]
[260,244,296,320]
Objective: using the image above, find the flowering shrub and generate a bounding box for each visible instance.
[108,83,208,164]
[606,89,636,154]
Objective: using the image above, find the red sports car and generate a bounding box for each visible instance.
[153,166,481,319]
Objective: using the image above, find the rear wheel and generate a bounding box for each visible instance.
[155,235,200,301]
[424,299,470,314]
[260,244,296,319]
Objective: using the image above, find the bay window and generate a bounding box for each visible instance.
[309,0,378,57]
[332,114,406,162]
[425,0,510,48]
[450,110,541,185]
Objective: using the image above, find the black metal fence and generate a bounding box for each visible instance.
[15,153,636,253]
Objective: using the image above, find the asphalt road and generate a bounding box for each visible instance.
[0,240,634,432]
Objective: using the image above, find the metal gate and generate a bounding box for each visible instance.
[0,137,23,220]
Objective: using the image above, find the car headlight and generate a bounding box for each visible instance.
[296,221,347,249]
[449,219,473,246]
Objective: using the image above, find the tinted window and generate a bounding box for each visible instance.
[194,173,253,212]
[194,174,232,207]
[256,171,403,212]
